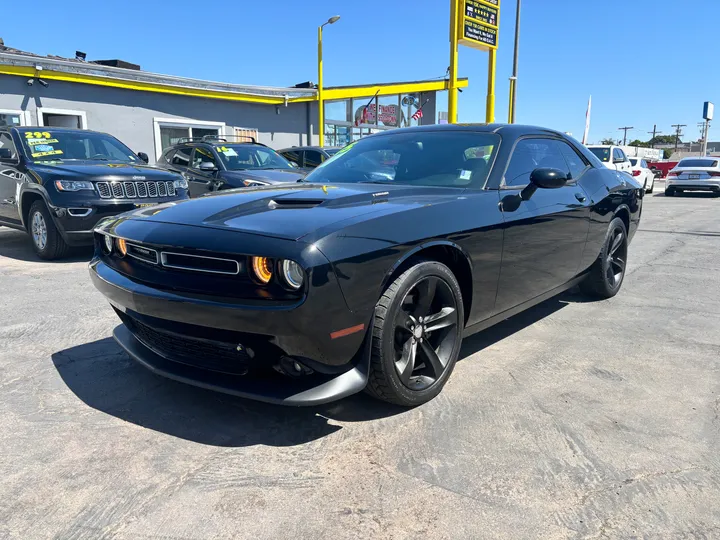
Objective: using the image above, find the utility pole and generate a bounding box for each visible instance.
[508,0,521,123]
[647,125,661,148]
[671,123,686,153]
[618,126,634,146]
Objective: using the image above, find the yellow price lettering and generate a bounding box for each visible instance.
[25,131,51,139]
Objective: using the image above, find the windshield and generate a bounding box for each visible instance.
[304,131,500,188]
[20,129,139,163]
[215,144,293,170]
[588,147,611,162]
[678,159,718,168]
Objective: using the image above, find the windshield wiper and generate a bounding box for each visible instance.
[359,180,395,185]
[90,157,110,161]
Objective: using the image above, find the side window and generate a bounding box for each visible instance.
[503,139,571,187]
[0,132,18,159]
[191,147,219,170]
[558,142,588,180]
[305,150,323,168]
[282,150,302,167]
[161,149,175,164]
[613,148,624,162]
[170,147,192,167]
[641,160,648,168]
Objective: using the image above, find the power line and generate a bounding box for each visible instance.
[618,126,634,145]
[671,124,686,152]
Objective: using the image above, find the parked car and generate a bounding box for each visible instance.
[277,145,341,170]
[90,124,642,407]
[586,145,633,174]
[665,157,720,196]
[156,136,306,197]
[0,127,188,259]
[629,157,655,193]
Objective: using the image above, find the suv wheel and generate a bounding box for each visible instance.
[28,200,70,260]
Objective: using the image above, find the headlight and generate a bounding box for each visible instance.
[55,180,94,191]
[102,234,113,254]
[173,177,188,190]
[281,260,304,289]
[251,256,273,284]
[242,179,268,187]
[116,238,127,257]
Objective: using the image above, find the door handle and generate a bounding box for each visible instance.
[575,192,587,202]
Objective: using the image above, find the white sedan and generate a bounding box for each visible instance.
[665,157,720,196]
[629,157,655,193]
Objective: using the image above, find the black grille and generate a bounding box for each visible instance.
[158,182,167,197]
[97,183,111,198]
[136,182,148,197]
[111,182,124,198]
[124,182,137,198]
[148,182,157,197]
[126,317,251,375]
[166,182,176,196]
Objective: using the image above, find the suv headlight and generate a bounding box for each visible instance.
[55,180,94,191]
[242,179,268,187]
[173,176,188,190]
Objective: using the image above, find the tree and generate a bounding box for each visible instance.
[663,149,673,159]
[629,139,648,148]
[599,137,616,145]
[649,135,679,146]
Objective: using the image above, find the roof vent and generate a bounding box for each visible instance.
[92,59,141,71]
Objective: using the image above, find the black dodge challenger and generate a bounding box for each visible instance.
[89,124,642,407]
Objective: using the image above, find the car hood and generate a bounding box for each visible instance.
[30,161,180,180]
[219,168,307,186]
[119,183,462,241]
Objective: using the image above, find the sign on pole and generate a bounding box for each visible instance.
[703,101,714,121]
[458,0,500,51]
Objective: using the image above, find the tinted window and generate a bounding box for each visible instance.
[281,150,302,166]
[558,142,588,179]
[161,149,175,164]
[305,131,500,188]
[191,146,218,170]
[641,160,648,168]
[170,147,192,167]
[630,159,638,166]
[305,150,324,168]
[588,147,610,162]
[613,148,625,161]
[0,132,18,159]
[216,144,293,170]
[504,139,571,187]
[678,159,718,168]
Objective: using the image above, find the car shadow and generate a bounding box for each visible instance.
[0,227,92,263]
[654,191,719,198]
[51,291,581,447]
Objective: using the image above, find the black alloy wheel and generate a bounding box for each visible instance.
[393,276,458,391]
[366,261,464,406]
[580,217,628,299]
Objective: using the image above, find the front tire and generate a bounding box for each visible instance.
[646,176,654,193]
[28,200,70,260]
[366,261,464,406]
[580,217,628,299]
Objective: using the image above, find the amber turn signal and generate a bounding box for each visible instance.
[116,238,127,257]
[251,256,273,284]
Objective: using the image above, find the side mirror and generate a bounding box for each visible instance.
[613,157,624,163]
[0,148,14,161]
[199,162,218,172]
[137,152,149,164]
[521,168,568,201]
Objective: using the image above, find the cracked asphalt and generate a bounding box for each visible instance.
[1,181,719,539]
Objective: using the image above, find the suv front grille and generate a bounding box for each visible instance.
[96,181,176,199]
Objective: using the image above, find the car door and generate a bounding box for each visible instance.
[164,146,192,176]
[494,137,591,313]
[187,146,220,197]
[0,131,22,224]
[304,150,324,169]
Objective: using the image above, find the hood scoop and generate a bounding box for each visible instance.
[268,199,324,210]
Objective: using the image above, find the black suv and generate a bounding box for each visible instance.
[0,127,188,259]
[156,136,306,197]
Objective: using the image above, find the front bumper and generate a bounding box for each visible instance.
[89,259,372,405]
[666,179,720,192]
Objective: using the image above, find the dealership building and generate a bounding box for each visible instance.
[0,43,467,163]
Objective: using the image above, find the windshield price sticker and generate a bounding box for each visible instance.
[27,138,59,145]
[25,131,52,139]
[31,149,64,158]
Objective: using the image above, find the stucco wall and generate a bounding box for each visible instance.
[0,74,318,162]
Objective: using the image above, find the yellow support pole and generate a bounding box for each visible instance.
[486,47,496,124]
[317,25,324,147]
[448,0,459,124]
[508,77,515,123]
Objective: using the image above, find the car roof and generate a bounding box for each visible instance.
[278,146,341,152]
[368,123,572,139]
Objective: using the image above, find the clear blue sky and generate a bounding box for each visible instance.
[3,0,718,143]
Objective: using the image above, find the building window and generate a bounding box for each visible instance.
[0,109,27,127]
[36,108,88,129]
[153,117,225,160]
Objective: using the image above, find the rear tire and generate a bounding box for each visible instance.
[28,200,70,260]
[646,176,654,193]
[365,261,464,406]
[580,217,628,299]
[665,188,674,197]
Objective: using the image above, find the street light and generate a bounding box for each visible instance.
[318,15,340,148]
